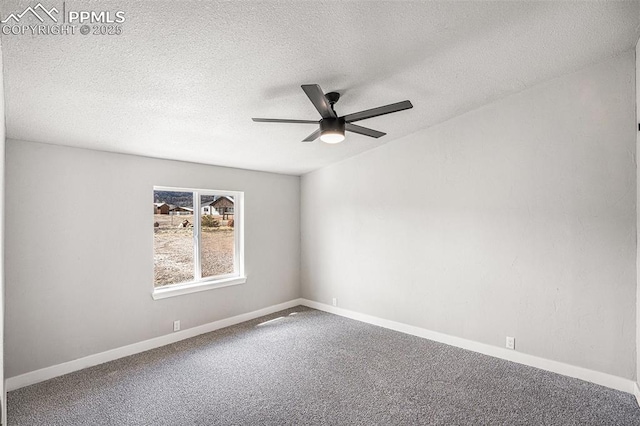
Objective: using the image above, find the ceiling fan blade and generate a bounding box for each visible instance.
[252,118,318,124]
[342,100,413,123]
[345,123,386,138]
[302,128,321,142]
[301,84,336,119]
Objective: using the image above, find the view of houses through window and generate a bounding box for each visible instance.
[153,189,237,287]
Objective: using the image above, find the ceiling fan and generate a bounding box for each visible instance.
[252,84,413,144]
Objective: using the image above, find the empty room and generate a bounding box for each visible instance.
[0,0,640,424]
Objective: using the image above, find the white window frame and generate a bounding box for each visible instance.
[152,186,246,300]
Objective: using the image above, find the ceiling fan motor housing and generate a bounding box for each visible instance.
[320,117,345,134]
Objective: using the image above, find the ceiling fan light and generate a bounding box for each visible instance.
[320,131,345,144]
[320,118,346,144]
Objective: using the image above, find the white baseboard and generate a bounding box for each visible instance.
[7,297,636,396]
[6,298,304,391]
[299,299,636,395]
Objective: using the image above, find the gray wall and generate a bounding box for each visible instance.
[5,140,300,377]
[301,52,637,379]
[636,40,640,387]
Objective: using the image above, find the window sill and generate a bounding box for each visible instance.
[152,276,247,300]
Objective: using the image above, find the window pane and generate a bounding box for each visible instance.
[154,191,194,286]
[200,194,235,278]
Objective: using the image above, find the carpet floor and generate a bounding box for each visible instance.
[8,306,640,425]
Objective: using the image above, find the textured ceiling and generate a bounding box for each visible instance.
[1,1,639,175]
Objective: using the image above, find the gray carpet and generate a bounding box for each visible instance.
[8,306,640,425]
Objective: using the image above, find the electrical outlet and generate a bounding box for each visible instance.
[173,320,180,332]
[332,298,337,307]
[506,336,515,350]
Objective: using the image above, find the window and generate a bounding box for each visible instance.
[152,186,245,299]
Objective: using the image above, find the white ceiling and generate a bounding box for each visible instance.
[1,1,639,175]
